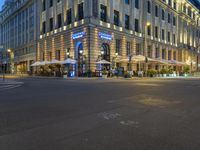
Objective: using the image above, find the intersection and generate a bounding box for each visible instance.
[0,78,200,150]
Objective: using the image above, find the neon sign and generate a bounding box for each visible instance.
[99,32,113,41]
[72,32,85,40]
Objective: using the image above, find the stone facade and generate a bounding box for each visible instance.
[2,0,200,74]
[0,0,39,73]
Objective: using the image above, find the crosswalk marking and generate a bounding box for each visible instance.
[0,82,23,91]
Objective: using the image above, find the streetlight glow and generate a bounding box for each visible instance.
[146,22,151,26]
[101,51,104,54]
[7,49,11,53]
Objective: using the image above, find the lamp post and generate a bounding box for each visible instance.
[128,53,134,73]
[144,22,151,76]
[79,50,83,77]
[7,49,14,74]
[115,52,118,71]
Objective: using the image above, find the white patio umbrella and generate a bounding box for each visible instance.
[49,59,62,64]
[168,60,185,66]
[96,60,112,64]
[31,61,41,67]
[40,61,51,66]
[132,55,159,63]
[61,58,77,64]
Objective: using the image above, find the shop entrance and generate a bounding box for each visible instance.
[76,42,85,76]
[101,43,110,70]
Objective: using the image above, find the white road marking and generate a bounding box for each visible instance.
[120,120,139,127]
[98,112,121,120]
[0,84,22,91]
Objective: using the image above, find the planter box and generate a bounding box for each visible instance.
[63,75,68,79]
[163,74,167,77]
[102,75,108,78]
[184,74,188,77]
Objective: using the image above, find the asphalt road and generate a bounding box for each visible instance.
[0,78,200,150]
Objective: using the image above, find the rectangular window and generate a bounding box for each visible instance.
[42,21,46,34]
[125,0,129,4]
[49,18,53,31]
[78,3,84,20]
[162,29,165,40]
[114,10,119,26]
[136,43,141,55]
[155,5,158,17]
[57,14,62,28]
[100,4,107,22]
[162,49,165,59]
[49,0,53,7]
[147,25,151,36]
[147,1,151,13]
[168,32,170,42]
[162,9,165,20]
[173,51,176,60]
[173,34,176,44]
[66,8,72,25]
[155,47,159,58]
[135,0,139,9]
[173,16,176,26]
[168,51,171,60]
[126,42,131,56]
[135,19,139,32]
[147,46,152,58]
[55,50,60,60]
[168,13,170,23]
[43,0,46,11]
[125,14,130,29]
[155,26,158,38]
[116,39,121,55]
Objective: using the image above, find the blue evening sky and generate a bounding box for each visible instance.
[1,0,200,11]
[0,0,5,11]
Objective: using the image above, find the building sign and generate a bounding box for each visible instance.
[72,32,86,40]
[99,32,113,41]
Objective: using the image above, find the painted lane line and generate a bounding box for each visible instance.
[0,85,22,91]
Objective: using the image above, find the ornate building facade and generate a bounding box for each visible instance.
[1,0,200,75]
[0,0,39,73]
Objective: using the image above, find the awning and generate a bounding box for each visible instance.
[31,61,41,67]
[49,59,62,64]
[96,60,112,64]
[61,58,77,64]
[40,61,51,66]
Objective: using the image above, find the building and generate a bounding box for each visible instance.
[0,0,39,73]
[1,0,200,75]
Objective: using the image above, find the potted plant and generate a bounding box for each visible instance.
[168,69,173,77]
[147,69,157,77]
[160,68,167,77]
[124,71,131,78]
[102,70,108,78]
[183,66,190,77]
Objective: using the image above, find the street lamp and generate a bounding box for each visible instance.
[7,48,15,74]
[79,49,83,77]
[144,22,151,76]
[114,52,118,69]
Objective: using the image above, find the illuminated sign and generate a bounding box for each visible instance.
[99,32,113,41]
[72,32,85,40]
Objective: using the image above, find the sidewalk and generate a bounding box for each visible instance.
[1,74,200,81]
